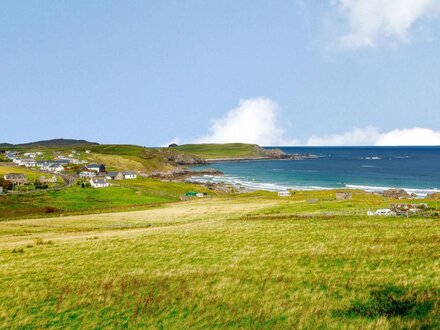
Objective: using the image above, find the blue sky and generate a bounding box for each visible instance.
[1,1,440,146]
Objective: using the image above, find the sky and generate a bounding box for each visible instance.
[1,0,440,146]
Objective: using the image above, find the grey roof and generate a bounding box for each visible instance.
[106,171,121,177]
[4,173,27,180]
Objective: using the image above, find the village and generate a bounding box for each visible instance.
[1,149,137,190]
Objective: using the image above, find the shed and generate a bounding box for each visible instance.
[278,191,291,197]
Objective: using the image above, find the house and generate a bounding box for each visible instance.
[39,175,58,183]
[106,171,124,180]
[196,192,207,198]
[48,163,64,173]
[79,171,96,178]
[278,191,291,197]
[85,150,91,154]
[122,171,137,179]
[368,209,395,216]
[336,192,352,200]
[89,177,109,188]
[86,164,106,173]
[3,173,27,185]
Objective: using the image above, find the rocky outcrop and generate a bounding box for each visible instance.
[147,168,223,180]
[382,188,415,199]
[160,150,207,166]
[427,192,440,200]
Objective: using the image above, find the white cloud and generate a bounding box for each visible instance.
[376,127,440,146]
[306,126,440,146]
[306,126,380,146]
[196,98,298,145]
[332,0,440,49]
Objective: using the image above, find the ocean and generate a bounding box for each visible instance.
[189,146,440,196]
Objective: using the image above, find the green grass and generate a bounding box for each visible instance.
[0,177,215,220]
[170,143,267,159]
[0,197,438,329]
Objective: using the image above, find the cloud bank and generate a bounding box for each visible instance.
[177,98,440,147]
[196,98,298,145]
[332,0,440,49]
[306,127,440,146]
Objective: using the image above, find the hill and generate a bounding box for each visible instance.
[169,143,268,159]
[0,138,98,150]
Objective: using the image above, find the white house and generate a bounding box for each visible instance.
[368,209,395,216]
[90,177,109,188]
[48,164,65,173]
[122,171,137,179]
[278,191,291,197]
[79,171,96,178]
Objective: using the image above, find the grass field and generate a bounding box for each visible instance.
[0,193,439,329]
[171,143,267,159]
[0,177,214,220]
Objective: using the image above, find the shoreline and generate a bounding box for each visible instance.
[186,174,440,197]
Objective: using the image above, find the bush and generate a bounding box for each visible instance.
[43,206,57,214]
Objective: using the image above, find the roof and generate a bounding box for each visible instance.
[106,171,122,177]
[123,171,136,175]
[4,173,27,179]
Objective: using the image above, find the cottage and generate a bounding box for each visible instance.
[48,163,64,173]
[86,164,106,173]
[39,175,58,183]
[336,192,352,200]
[122,171,137,179]
[4,173,27,185]
[79,171,96,178]
[278,191,291,197]
[106,171,124,180]
[90,177,109,188]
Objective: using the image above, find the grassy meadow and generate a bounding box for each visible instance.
[0,192,439,329]
[0,176,214,220]
[170,143,267,159]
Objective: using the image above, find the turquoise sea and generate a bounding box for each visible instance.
[189,147,440,196]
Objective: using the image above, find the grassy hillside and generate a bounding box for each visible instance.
[170,143,267,159]
[0,196,438,328]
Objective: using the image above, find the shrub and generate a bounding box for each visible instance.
[43,206,57,214]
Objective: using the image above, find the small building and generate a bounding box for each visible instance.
[39,175,58,183]
[48,164,64,173]
[85,150,91,154]
[122,171,137,179]
[86,164,106,173]
[368,208,395,216]
[278,191,291,197]
[196,192,207,198]
[106,171,124,180]
[79,171,96,178]
[89,177,109,188]
[3,173,27,185]
[185,191,198,197]
[336,192,352,200]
